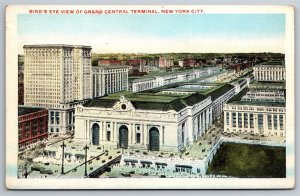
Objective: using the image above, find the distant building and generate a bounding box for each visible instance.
[253,61,285,81]
[18,107,48,151]
[23,44,92,133]
[159,56,174,68]
[92,65,129,97]
[128,67,221,92]
[98,59,123,66]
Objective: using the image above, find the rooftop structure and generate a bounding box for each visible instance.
[18,107,46,116]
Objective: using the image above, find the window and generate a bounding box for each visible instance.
[274,115,278,130]
[258,114,264,129]
[268,115,272,130]
[136,133,141,143]
[107,131,111,141]
[50,111,54,124]
[232,113,236,128]
[279,115,284,130]
[55,112,60,124]
[238,113,242,128]
[244,113,248,128]
[250,113,254,128]
[226,112,229,126]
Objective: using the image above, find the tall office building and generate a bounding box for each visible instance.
[23,44,92,134]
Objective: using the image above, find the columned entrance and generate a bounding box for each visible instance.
[149,127,159,151]
[119,125,128,149]
[92,123,100,145]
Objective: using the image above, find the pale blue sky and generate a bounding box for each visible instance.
[17,14,286,53]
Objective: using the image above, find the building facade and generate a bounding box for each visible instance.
[253,61,285,81]
[18,107,48,151]
[23,44,92,133]
[74,93,214,152]
[223,88,286,137]
[92,65,128,97]
[159,56,174,68]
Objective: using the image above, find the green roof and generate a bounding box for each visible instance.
[83,91,208,112]
[250,81,286,89]
[201,83,235,101]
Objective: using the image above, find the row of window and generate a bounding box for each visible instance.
[227,112,284,130]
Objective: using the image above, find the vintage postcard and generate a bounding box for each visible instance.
[6,5,295,189]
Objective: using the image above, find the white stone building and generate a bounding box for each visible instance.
[74,92,214,152]
[128,67,221,92]
[253,61,285,81]
[223,86,286,137]
[23,44,92,133]
[92,65,128,97]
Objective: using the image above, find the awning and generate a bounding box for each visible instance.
[123,159,138,163]
[140,161,153,164]
[175,164,192,168]
[75,154,84,157]
[155,162,168,166]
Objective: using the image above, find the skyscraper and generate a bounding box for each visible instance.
[23,44,92,134]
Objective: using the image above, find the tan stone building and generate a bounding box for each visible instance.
[23,44,92,133]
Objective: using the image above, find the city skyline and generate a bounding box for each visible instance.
[18,14,285,54]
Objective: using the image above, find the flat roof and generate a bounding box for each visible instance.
[92,65,128,69]
[256,61,284,67]
[23,44,92,49]
[18,107,46,116]
[250,81,286,89]
[227,88,286,107]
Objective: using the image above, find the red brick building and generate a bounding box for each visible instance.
[18,107,48,151]
[18,65,24,105]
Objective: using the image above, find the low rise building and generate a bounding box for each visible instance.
[223,83,286,137]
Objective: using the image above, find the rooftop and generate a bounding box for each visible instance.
[201,83,235,101]
[18,107,46,116]
[83,91,209,112]
[227,88,286,107]
[92,65,129,69]
[23,44,92,49]
[256,61,285,67]
[250,81,286,89]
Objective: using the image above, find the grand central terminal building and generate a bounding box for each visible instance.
[74,82,236,152]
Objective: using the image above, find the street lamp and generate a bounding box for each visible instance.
[24,164,29,179]
[61,141,66,174]
[84,144,89,177]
